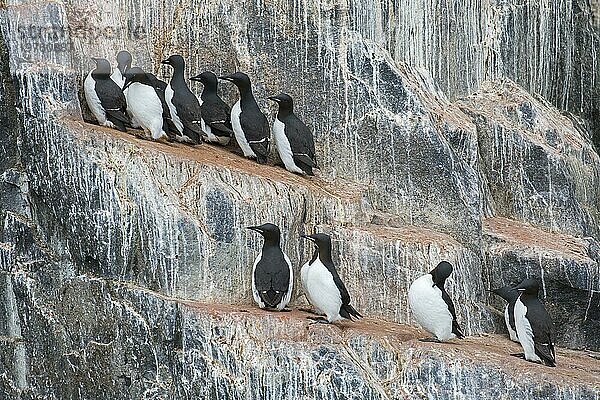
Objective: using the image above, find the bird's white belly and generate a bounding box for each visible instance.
[514,298,541,362]
[251,254,266,309]
[123,87,141,128]
[273,118,303,174]
[408,274,454,341]
[125,83,166,140]
[231,100,256,157]
[302,259,341,322]
[301,263,321,314]
[84,73,107,124]
[110,69,125,88]
[200,118,217,141]
[165,84,183,134]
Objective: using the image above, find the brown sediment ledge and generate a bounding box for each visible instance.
[484,217,593,262]
[178,300,600,388]
[63,118,362,201]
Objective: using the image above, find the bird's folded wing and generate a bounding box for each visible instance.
[208,121,234,136]
[105,108,130,123]
[293,153,317,168]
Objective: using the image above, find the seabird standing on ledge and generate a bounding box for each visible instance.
[219,72,270,163]
[247,223,293,311]
[513,278,556,366]
[408,261,465,342]
[190,71,233,145]
[491,286,520,343]
[122,67,168,141]
[300,233,362,323]
[84,57,130,132]
[162,54,203,143]
[146,72,179,140]
[268,93,317,175]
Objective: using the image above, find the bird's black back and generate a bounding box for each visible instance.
[522,294,556,366]
[436,282,464,339]
[201,93,233,137]
[170,77,203,142]
[280,113,317,174]
[94,76,129,131]
[507,300,517,333]
[240,95,270,163]
[255,245,290,308]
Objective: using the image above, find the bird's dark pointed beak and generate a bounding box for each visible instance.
[91,57,99,63]
[246,226,262,233]
[190,75,201,82]
[219,75,234,82]
[300,234,315,242]
[160,59,170,65]
[267,95,279,102]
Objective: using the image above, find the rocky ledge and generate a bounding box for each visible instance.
[2,0,600,398]
[2,273,599,400]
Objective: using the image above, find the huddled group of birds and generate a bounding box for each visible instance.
[83,51,556,368]
[84,51,317,175]
[248,223,556,367]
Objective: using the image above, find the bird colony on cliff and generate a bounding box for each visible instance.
[83,50,557,368]
[84,51,318,176]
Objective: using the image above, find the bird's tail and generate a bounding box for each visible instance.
[340,304,363,321]
[535,342,556,367]
[260,290,284,309]
[452,321,465,339]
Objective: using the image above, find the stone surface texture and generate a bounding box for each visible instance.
[1,0,599,398]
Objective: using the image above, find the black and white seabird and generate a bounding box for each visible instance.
[110,50,132,88]
[190,71,233,145]
[219,72,270,163]
[300,233,362,323]
[122,67,168,141]
[84,57,130,132]
[491,286,520,343]
[268,93,317,175]
[407,261,464,342]
[109,50,140,128]
[513,278,556,366]
[145,73,178,140]
[247,223,293,310]
[161,55,203,143]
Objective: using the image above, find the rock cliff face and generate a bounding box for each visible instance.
[1,0,599,398]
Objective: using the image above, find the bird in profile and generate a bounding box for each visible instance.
[300,233,362,323]
[190,71,233,145]
[146,72,179,140]
[247,223,293,311]
[161,54,203,143]
[268,93,317,175]
[84,57,130,132]
[513,278,556,367]
[407,261,464,342]
[110,50,132,88]
[219,72,270,163]
[122,67,168,141]
[491,285,520,343]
